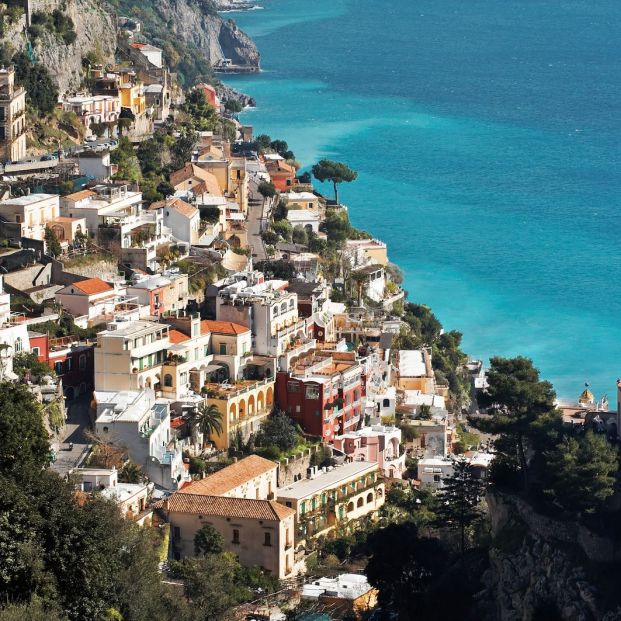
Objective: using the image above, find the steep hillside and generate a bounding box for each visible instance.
[0,0,116,95]
[108,0,259,84]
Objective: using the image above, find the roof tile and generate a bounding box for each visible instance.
[167,494,294,521]
[180,455,277,496]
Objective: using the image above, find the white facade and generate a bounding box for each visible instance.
[216,279,305,357]
[0,193,60,242]
[78,151,116,182]
[94,389,189,489]
[286,209,321,233]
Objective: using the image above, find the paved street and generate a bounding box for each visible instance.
[51,394,93,477]
[246,176,272,262]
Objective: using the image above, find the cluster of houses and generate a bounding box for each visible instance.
[0,91,495,583]
[3,29,604,596]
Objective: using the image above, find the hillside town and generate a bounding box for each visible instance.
[1,5,621,621]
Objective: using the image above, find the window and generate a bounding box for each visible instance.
[263,532,271,547]
[287,381,300,393]
[79,354,87,370]
[219,343,227,355]
[32,347,40,357]
[82,481,92,492]
[164,374,173,387]
[65,358,72,373]
[55,361,63,374]
[433,475,441,482]
[305,385,320,400]
[383,398,390,408]
[232,529,240,544]
[14,337,22,353]
[300,501,306,515]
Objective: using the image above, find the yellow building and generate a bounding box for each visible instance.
[119,80,146,116]
[202,378,275,449]
[165,456,296,579]
[277,461,384,544]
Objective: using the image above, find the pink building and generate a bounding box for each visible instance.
[332,425,406,479]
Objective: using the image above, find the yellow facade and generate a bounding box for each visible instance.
[120,83,146,116]
[204,378,275,449]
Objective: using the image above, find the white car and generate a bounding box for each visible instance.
[85,135,97,143]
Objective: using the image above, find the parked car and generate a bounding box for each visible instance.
[85,135,97,143]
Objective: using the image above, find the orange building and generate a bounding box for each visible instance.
[195,83,220,109]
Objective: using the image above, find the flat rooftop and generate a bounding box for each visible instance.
[101,483,148,503]
[99,320,166,338]
[277,461,377,500]
[1,193,57,205]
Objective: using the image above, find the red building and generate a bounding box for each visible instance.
[275,350,363,441]
[265,158,296,192]
[28,331,95,399]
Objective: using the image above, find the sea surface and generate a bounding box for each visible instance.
[225,0,621,401]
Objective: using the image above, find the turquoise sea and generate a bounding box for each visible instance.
[225,0,621,401]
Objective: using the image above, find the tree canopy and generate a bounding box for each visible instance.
[471,356,562,490]
[0,383,50,474]
[311,159,357,204]
[544,431,617,515]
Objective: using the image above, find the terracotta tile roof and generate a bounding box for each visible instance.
[168,197,198,218]
[169,164,223,196]
[266,159,295,175]
[168,329,190,344]
[167,494,294,521]
[200,319,250,336]
[64,189,96,201]
[71,278,113,295]
[180,455,277,496]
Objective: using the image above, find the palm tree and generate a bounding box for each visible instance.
[351,270,367,307]
[191,403,224,450]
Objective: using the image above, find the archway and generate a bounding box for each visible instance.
[346,501,354,513]
[238,398,246,419]
[266,386,273,407]
[247,394,255,416]
[229,403,237,423]
[257,391,265,412]
[366,492,374,504]
[356,497,364,509]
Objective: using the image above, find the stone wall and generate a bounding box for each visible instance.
[277,447,318,488]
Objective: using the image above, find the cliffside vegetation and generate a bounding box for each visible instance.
[107,0,217,84]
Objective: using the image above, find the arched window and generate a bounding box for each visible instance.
[289,299,294,309]
[280,302,287,314]
[79,354,87,370]
[357,497,364,508]
[383,398,390,408]
[164,374,173,387]
[14,337,22,353]
[273,306,279,317]
[366,492,374,504]
[346,501,354,513]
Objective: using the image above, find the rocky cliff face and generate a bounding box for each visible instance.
[478,493,621,621]
[149,0,259,68]
[1,0,116,95]
[36,0,117,94]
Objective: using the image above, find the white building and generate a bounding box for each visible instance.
[94,389,189,489]
[216,277,306,357]
[0,193,60,242]
[61,94,120,133]
[150,197,200,245]
[78,150,117,182]
[286,208,321,234]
